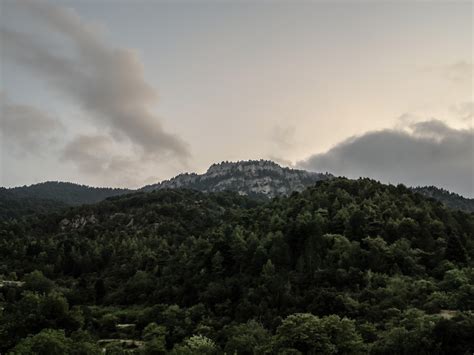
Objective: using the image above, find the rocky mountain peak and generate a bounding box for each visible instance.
[142,160,332,198]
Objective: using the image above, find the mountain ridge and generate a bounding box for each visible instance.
[7,181,132,206]
[412,186,474,213]
[2,160,473,215]
[142,159,333,198]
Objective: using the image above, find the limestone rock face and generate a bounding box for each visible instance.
[142,160,332,198]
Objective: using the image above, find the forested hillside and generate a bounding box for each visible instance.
[2,162,472,220]
[9,181,131,206]
[0,178,473,354]
[0,188,68,219]
[412,186,474,213]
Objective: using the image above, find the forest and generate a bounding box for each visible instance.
[0,178,473,354]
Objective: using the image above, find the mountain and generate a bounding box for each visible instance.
[2,161,330,219]
[2,161,472,219]
[0,182,132,219]
[412,186,474,213]
[0,188,68,219]
[1,178,473,353]
[142,160,333,198]
[143,160,473,212]
[8,181,131,206]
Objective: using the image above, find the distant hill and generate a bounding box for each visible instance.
[8,181,131,206]
[0,188,68,219]
[2,162,472,219]
[143,160,473,213]
[0,182,131,219]
[142,160,333,198]
[412,186,474,213]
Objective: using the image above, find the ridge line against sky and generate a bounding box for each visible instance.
[0,0,472,196]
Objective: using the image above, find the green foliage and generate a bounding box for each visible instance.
[224,320,270,354]
[9,181,131,206]
[412,185,474,213]
[0,188,67,219]
[273,313,335,354]
[23,270,55,294]
[0,179,473,353]
[272,313,365,354]
[11,329,72,355]
[142,323,167,354]
[445,235,468,264]
[171,335,218,354]
[10,328,100,355]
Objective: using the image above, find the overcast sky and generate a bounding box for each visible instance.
[0,0,472,196]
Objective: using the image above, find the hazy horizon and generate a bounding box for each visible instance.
[1,0,472,197]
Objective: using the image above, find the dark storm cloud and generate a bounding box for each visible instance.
[0,94,63,155]
[1,0,190,163]
[298,120,473,197]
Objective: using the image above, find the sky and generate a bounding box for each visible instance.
[0,0,473,196]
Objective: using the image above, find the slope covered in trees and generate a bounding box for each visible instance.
[0,188,68,219]
[412,186,474,213]
[9,181,131,206]
[2,162,472,220]
[0,178,473,353]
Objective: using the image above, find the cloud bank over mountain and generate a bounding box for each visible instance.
[1,0,189,186]
[298,120,473,197]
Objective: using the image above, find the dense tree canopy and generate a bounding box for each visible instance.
[0,178,473,353]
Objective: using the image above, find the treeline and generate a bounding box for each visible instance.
[7,181,131,207]
[0,188,68,219]
[412,186,474,213]
[0,178,473,354]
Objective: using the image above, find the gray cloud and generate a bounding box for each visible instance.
[298,120,474,197]
[1,0,190,165]
[0,94,63,155]
[61,135,117,174]
[61,134,149,187]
